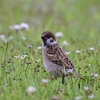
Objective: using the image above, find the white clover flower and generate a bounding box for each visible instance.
[27,86,37,95]
[67,68,73,73]
[55,32,63,38]
[0,35,13,43]
[14,55,20,59]
[88,93,94,99]
[41,79,48,83]
[0,35,6,42]
[22,36,26,40]
[20,23,29,30]
[0,35,5,40]
[83,86,90,91]
[51,95,60,100]
[9,24,21,31]
[62,41,69,46]
[76,50,81,54]
[14,54,27,60]
[89,47,94,51]
[36,59,40,63]
[93,73,98,77]
[3,39,8,43]
[37,46,42,50]
[89,64,91,66]
[65,51,70,55]
[20,54,28,60]
[75,96,82,100]
[8,36,13,41]
[9,23,29,31]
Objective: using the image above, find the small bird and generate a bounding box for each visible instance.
[41,31,84,83]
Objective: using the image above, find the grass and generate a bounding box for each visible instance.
[0,0,100,100]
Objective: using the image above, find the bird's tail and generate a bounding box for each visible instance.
[71,70,84,80]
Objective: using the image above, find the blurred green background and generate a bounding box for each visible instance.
[0,0,100,100]
[0,0,100,39]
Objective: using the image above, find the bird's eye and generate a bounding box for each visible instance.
[50,39,53,42]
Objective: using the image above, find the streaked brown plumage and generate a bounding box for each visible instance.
[41,31,84,83]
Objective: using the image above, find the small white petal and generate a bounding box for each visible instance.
[88,93,94,99]
[3,39,8,43]
[89,64,91,66]
[22,54,28,58]
[55,32,63,38]
[0,35,5,40]
[62,41,69,46]
[75,96,82,100]
[14,54,27,59]
[8,36,13,40]
[67,69,73,72]
[20,23,29,30]
[36,59,40,63]
[37,46,42,50]
[89,47,94,51]
[9,24,21,31]
[0,35,7,42]
[22,36,26,40]
[27,86,37,95]
[76,50,81,53]
[41,79,48,83]
[65,51,70,55]
[93,73,98,77]
[83,86,90,91]
[14,55,20,58]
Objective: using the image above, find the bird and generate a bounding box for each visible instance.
[41,31,84,83]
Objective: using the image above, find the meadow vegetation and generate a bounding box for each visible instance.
[0,0,100,100]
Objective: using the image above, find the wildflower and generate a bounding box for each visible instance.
[62,41,69,46]
[9,24,21,31]
[88,93,94,99]
[75,96,82,100]
[0,35,13,43]
[76,50,81,54]
[0,35,7,42]
[89,47,94,51]
[27,86,37,95]
[65,51,70,55]
[22,36,26,40]
[9,23,29,31]
[93,73,98,77]
[83,86,90,91]
[41,79,48,83]
[0,35,5,40]
[20,54,27,60]
[20,23,29,30]
[55,32,63,38]
[36,59,40,63]
[89,64,91,66]
[14,55,20,59]
[8,36,13,41]
[51,95,61,100]
[14,54,28,60]
[37,46,42,50]
[67,68,73,73]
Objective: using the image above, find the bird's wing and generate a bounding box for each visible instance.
[46,44,84,79]
[46,44,74,69]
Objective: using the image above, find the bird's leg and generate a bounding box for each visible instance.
[62,73,65,84]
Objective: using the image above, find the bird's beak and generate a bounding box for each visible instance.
[41,35,45,39]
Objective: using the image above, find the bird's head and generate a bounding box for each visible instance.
[41,31,56,46]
